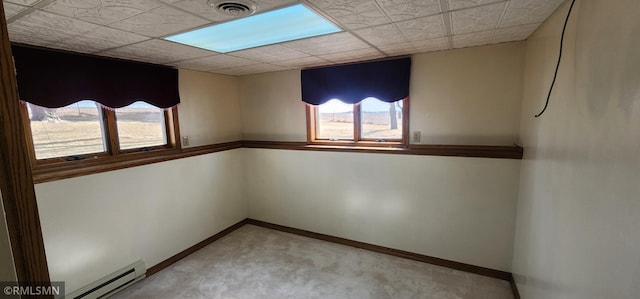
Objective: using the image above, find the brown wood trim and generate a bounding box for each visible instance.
[0,1,52,294]
[402,97,410,147]
[509,274,521,299]
[247,219,513,281]
[305,104,315,142]
[146,218,249,277]
[353,102,361,141]
[19,102,38,167]
[32,139,521,184]
[167,106,181,150]
[104,107,120,155]
[243,140,523,159]
[409,144,523,159]
[32,141,243,184]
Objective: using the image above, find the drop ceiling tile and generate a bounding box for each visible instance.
[452,1,505,34]
[354,23,407,46]
[229,45,309,62]
[173,54,258,71]
[448,0,504,11]
[377,40,416,56]
[50,26,150,53]
[252,0,299,11]
[318,47,385,63]
[215,63,287,76]
[272,56,329,68]
[169,0,233,22]
[169,57,218,72]
[3,2,27,19]
[500,0,565,28]
[308,0,379,18]
[4,0,39,6]
[283,32,370,56]
[492,23,540,43]
[380,0,441,22]
[379,37,449,55]
[332,8,392,30]
[7,26,61,46]
[168,0,308,22]
[452,29,493,48]
[41,0,162,26]
[109,5,209,37]
[8,10,100,43]
[396,14,446,41]
[99,39,215,64]
[412,37,451,51]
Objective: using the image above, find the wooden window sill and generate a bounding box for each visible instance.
[33,140,522,184]
[32,141,243,184]
[243,141,523,159]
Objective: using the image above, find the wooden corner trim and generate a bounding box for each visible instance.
[509,273,521,299]
[146,218,249,277]
[246,219,513,282]
[0,1,52,293]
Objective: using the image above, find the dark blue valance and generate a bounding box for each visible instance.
[11,45,180,109]
[301,57,411,105]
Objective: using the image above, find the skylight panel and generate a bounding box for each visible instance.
[164,4,342,53]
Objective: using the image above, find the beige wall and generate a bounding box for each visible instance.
[0,193,17,282]
[411,42,524,145]
[178,69,242,147]
[513,0,640,298]
[32,69,247,295]
[238,42,526,271]
[245,148,521,271]
[239,42,525,145]
[239,70,307,141]
[35,150,247,294]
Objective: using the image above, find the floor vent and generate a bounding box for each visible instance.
[65,260,145,299]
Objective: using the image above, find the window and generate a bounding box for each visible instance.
[307,97,408,146]
[12,45,182,172]
[115,102,168,150]
[27,100,106,160]
[22,101,179,162]
[301,57,411,147]
[315,99,354,140]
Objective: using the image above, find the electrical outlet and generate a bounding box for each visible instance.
[412,131,421,143]
[182,136,189,146]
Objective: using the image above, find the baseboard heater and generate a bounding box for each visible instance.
[64,260,146,299]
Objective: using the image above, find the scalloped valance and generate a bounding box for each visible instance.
[11,45,180,109]
[301,57,411,105]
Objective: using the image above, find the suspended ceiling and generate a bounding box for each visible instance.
[3,0,565,76]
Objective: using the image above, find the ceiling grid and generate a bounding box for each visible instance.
[3,0,566,75]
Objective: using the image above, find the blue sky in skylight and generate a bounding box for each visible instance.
[164,4,342,53]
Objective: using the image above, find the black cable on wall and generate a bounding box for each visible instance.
[534,0,577,118]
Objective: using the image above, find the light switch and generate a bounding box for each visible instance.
[182,136,189,146]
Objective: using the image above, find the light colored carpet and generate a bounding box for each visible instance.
[110,225,513,299]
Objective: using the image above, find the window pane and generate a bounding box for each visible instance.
[360,97,403,140]
[316,99,353,140]
[27,100,106,159]
[115,102,167,150]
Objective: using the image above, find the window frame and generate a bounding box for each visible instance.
[20,102,181,168]
[306,98,409,147]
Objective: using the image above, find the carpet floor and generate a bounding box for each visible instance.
[110,225,513,299]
